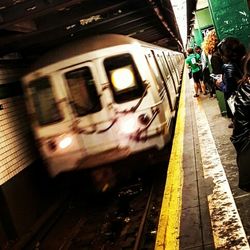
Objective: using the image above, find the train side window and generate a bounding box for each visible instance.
[164,52,178,77]
[145,53,164,92]
[29,77,63,126]
[159,55,171,77]
[164,53,173,71]
[159,54,177,93]
[104,53,144,103]
[65,67,101,116]
[156,54,169,82]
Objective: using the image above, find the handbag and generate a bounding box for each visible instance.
[214,79,226,92]
[227,94,236,114]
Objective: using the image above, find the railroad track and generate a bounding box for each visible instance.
[13,163,168,250]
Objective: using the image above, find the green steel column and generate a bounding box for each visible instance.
[193,28,203,46]
[207,0,250,116]
[208,0,250,49]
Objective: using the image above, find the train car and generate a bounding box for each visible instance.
[22,34,184,177]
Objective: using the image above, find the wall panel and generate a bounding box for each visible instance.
[0,63,37,185]
[0,96,36,185]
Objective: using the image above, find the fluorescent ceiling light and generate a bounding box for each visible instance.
[170,0,187,48]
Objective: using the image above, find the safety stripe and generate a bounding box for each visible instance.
[193,98,250,249]
[155,67,186,250]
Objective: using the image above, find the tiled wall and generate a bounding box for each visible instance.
[0,64,37,185]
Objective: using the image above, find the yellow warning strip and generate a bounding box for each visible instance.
[155,67,186,250]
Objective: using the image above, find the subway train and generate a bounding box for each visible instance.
[22,34,184,177]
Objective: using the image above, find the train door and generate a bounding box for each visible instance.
[171,53,181,81]
[178,54,185,75]
[62,62,118,154]
[163,52,180,92]
[151,51,177,111]
[153,52,177,110]
[103,53,145,106]
[103,52,168,149]
[159,52,178,94]
[144,50,172,130]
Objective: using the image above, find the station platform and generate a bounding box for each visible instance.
[155,70,250,250]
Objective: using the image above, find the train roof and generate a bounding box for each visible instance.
[30,34,145,71]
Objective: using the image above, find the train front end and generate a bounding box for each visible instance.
[22,38,176,177]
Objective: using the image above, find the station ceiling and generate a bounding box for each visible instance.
[0,0,197,59]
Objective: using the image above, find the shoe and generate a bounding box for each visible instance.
[203,92,208,95]
[228,122,234,128]
[193,94,199,97]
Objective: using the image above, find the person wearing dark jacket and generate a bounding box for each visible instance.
[215,37,246,124]
[211,50,223,74]
[231,53,250,192]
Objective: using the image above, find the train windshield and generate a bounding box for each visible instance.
[104,53,144,103]
[65,67,101,116]
[29,77,62,125]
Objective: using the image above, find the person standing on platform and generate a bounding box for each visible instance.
[200,48,211,96]
[194,45,207,95]
[185,48,207,97]
[215,37,246,127]
[194,45,202,56]
[202,29,222,98]
[231,53,250,192]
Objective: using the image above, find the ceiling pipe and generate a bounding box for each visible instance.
[146,0,183,51]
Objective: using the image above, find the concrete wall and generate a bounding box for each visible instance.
[0,61,54,248]
[193,7,214,47]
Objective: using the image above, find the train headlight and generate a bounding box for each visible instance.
[59,136,72,149]
[111,66,135,91]
[119,115,137,135]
